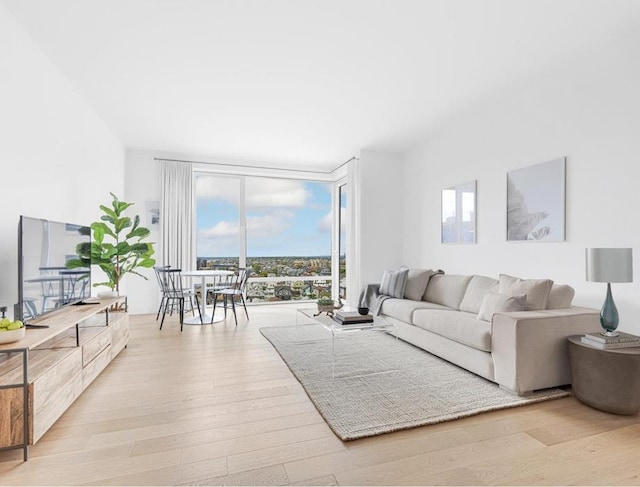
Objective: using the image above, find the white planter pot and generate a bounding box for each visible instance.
[97,290,119,299]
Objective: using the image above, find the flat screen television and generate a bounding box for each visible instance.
[17,216,91,324]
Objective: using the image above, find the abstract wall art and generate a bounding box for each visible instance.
[507,158,565,242]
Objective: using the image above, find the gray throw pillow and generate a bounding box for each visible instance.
[379,268,409,298]
[477,292,527,322]
[403,268,435,301]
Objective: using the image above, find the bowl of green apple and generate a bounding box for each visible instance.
[0,318,26,344]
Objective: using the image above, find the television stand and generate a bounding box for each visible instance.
[0,296,128,461]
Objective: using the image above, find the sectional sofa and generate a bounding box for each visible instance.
[365,269,601,395]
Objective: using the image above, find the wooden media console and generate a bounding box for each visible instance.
[0,296,128,460]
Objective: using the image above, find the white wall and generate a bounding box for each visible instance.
[402,32,640,334]
[124,149,162,314]
[357,149,405,287]
[0,4,125,319]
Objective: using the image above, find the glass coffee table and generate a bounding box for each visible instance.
[296,307,397,378]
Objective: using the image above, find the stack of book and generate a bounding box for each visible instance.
[580,331,640,350]
[333,310,374,325]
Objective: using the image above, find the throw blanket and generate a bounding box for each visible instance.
[358,283,391,316]
[358,269,444,315]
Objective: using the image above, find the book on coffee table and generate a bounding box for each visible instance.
[334,310,374,324]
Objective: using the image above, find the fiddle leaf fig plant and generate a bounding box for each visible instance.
[67,193,156,293]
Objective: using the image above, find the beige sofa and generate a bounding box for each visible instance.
[373,271,601,395]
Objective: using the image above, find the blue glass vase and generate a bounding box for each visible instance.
[600,283,620,336]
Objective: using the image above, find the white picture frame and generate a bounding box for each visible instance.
[441,180,476,244]
[507,158,566,242]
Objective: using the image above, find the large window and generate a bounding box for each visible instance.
[195,174,242,269]
[195,173,336,303]
[338,183,347,299]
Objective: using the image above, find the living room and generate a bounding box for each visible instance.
[2,1,640,485]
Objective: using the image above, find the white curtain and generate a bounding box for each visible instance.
[160,160,194,271]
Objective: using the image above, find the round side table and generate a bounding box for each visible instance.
[567,335,640,415]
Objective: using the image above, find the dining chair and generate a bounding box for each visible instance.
[153,265,172,321]
[155,267,200,331]
[209,268,250,326]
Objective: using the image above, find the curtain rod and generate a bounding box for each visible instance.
[153,156,357,174]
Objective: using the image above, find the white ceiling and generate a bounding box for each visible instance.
[4,0,640,171]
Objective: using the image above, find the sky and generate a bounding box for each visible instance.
[196,175,334,257]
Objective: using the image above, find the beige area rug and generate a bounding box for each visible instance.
[260,324,570,441]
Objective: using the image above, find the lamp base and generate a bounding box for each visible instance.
[600,330,620,337]
[600,282,620,337]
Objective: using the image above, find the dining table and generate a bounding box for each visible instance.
[180,269,234,324]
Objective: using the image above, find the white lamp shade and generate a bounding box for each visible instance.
[586,248,633,283]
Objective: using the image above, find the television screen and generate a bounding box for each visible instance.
[18,216,91,323]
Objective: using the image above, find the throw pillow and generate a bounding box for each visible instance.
[498,274,554,311]
[379,268,409,299]
[546,284,575,309]
[477,292,527,322]
[403,268,435,301]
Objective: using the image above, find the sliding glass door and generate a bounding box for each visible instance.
[195,172,340,303]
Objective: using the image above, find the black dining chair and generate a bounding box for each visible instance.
[155,267,200,331]
[208,268,251,326]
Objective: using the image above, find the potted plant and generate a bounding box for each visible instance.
[68,193,156,298]
[315,296,343,317]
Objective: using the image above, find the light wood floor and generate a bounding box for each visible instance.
[1,304,640,486]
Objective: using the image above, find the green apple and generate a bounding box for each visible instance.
[7,321,22,330]
[0,318,11,328]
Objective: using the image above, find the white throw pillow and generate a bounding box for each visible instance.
[379,268,409,299]
[477,292,527,322]
[498,274,554,311]
[546,284,575,309]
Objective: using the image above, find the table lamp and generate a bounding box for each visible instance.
[586,248,633,336]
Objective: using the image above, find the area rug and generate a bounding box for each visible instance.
[260,324,570,441]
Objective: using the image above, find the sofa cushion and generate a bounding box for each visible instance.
[546,284,575,309]
[413,309,492,352]
[424,274,473,310]
[380,298,451,323]
[404,268,436,301]
[379,268,409,298]
[498,274,554,311]
[477,292,527,322]
[459,275,499,314]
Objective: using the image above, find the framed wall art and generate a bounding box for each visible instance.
[507,157,565,242]
[442,180,476,244]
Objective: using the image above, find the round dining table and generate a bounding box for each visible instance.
[180,269,234,324]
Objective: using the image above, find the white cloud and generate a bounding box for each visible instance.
[195,175,240,204]
[246,178,310,208]
[319,211,332,232]
[318,207,345,233]
[247,210,292,238]
[199,220,240,238]
[197,176,312,209]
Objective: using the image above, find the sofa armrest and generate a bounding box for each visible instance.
[491,306,601,395]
